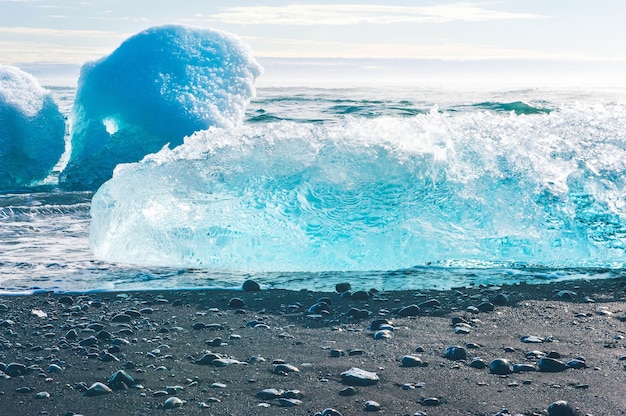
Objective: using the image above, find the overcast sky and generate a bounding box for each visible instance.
[1,1,625,86]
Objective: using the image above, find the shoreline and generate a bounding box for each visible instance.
[0,276,625,415]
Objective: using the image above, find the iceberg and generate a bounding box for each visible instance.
[0,65,65,189]
[60,25,262,190]
[91,106,626,272]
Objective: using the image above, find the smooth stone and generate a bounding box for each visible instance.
[567,359,587,369]
[547,400,575,416]
[454,324,472,334]
[469,357,487,369]
[513,363,536,373]
[212,358,241,367]
[111,313,132,323]
[401,355,426,368]
[521,335,544,343]
[228,298,245,308]
[538,357,568,373]
[48,364,63,373]
[330,349,345,357]
[242,280,261,292]
[477,301,495,312]
[34,391,50,399]
[554,290,577,300]
[418,299,441,309]
[195,353,222,365]
[351,290,370,301]
[256,388,283,399]
[397,304,420,317]
[492,293,510,305]
[281,389,301,399]
[364,400,381,411]
[369,319,392,331]
[273,363,299,374]
[335,282,351,293]
[373,330,392,340]
[109,370,135,388]
[279,398,302,407]
[321,409,343,416]
[340,367,379,386]
[163,397,184,409]
[339,386,357,396]
[4,363,27,377]
[444,346,467,361]
[421,397,441,406]
[84,382,112,397]
[489,358,514,375]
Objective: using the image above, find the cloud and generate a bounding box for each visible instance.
[248,38,602,61]
[212,3,546,25]
[0,26,121,37]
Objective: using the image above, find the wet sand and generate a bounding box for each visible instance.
[0,277,625,415]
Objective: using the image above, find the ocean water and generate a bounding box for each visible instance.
[2,84,626,294]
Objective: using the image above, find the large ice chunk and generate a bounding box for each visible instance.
[60,25,262,190]
[0,65,65,189]
[91,107,626,272]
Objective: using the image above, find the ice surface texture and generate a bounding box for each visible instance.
[60,25,262,190]
[0,65,65,189]
[91,104,626,272]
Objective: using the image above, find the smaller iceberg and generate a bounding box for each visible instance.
[60,24,262,190]
[0,65,65,189]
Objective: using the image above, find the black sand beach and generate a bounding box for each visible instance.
[1,277,625,415]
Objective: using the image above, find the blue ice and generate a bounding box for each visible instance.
[60,25,262,190]
[0,65,65,189]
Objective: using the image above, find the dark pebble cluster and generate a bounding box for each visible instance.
[0,278,623,415]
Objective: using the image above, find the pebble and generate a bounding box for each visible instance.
[339,386,357,396]
[513,363,536,373]
[228,297,245,308]
[109,369,135,389]
[340,367,379,386]
[401,355,427,367]
[547,400,574,416]
[397,304,420,317]
[421,397,441,406]
[256,388,283,399]
[273,363,300,374]
[163,397,184,409]
[335,282,351,293]
[321,409,343,416]
[520,335,544,343]
[242,280,261,292]
[373,329,393,340]
[364,400,381,411]
[5,362,27,376]
[489,358,514,375]
[492,293,510,305]
[350,290,370,301]
[469,357,487,369]
[369,318,392,330]
[476,301,495,312]
[84,382,112,397]
[538,357,568,373]
[279,398,302,407]
[444,346,467,361]
[554,290,576,300]
[34,391,50,399]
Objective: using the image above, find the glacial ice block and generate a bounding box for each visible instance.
[91,108,626,272]
[60,25,262,190]
[0,65,65,189]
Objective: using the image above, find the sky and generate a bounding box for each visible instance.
[1,0,625,86]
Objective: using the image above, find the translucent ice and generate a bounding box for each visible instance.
[60,25,262,190]
[90,105,626,272]
[0,65,65,189]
